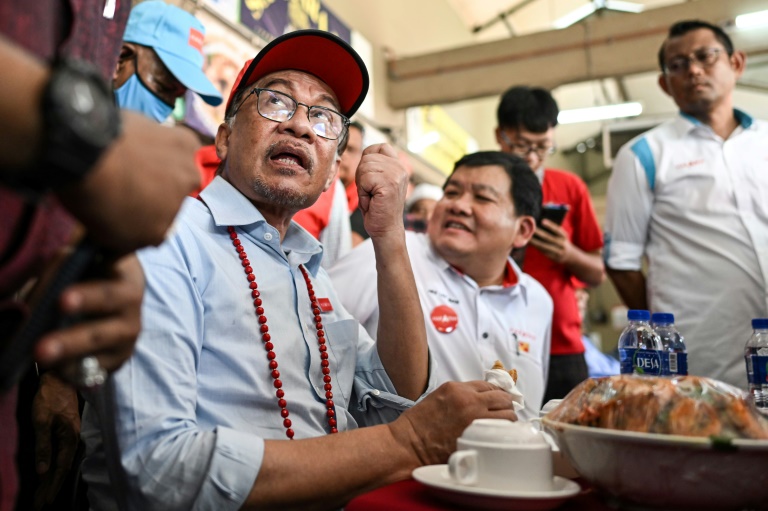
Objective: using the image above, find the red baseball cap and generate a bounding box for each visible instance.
[226,29,369,118]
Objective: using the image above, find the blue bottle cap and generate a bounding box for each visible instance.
[627,309,650,321]
[651,312,674,325]
[752,318,768,329]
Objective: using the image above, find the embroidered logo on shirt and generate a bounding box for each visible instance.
[510,328,535,352]
[427,288,459,305]
[674,159,705,170]
[430,305,458,334]
[317,297,333,313]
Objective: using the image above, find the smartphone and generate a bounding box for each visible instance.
[538,204,569,228]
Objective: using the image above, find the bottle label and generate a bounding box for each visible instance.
[665,352,688,376]
[633,349,662,375]
[747,355,768,385]
[619,348,635,374]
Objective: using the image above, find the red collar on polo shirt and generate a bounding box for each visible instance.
[449,261,518,288]
[502,261,519,288]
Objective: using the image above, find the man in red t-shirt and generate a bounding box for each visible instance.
[496,86,605,403]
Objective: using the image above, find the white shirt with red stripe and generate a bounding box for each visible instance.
[330,232,553,420]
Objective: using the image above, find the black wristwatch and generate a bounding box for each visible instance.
[20,57,121,192]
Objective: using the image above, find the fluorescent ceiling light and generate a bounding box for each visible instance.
[553,0,644,29]
[605,1,644,14]
[735,9,768,29]
[558,102,643,124]
[407,131,440,153]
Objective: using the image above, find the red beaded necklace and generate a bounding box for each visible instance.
[227,226,337,439]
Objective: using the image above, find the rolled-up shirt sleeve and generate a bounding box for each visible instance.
[109,247,263,510]
[351,327,437,426]
[604,139,655,271]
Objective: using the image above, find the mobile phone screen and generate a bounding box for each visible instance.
[538,204,569,227]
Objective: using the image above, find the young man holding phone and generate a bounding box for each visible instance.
[496,86,605,402]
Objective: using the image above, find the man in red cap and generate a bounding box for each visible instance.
[81,30,518,510]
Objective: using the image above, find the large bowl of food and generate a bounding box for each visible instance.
[542,375,768,510]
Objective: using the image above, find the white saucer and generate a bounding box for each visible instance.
[412,465,581,511]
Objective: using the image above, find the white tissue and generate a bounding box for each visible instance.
[484,369,525,412]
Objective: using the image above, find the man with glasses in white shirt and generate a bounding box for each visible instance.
[81,29,519,511]
[496,86,605,404]
[605,20,768,389]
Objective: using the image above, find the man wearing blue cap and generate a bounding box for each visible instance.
[114,1,222,122]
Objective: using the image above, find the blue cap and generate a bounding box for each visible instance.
[123,1,222,106]
[651,312,674,325]
[627,309,650,321]
[752,318,768,329]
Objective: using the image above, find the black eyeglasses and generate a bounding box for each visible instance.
[233,87,349,140]
[500,131,556,158]
[664,47,724,76]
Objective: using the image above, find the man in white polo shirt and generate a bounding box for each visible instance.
[604,20,768,389]
[331,151,553,420]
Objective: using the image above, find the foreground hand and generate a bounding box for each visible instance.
[57,111,200,255]
[530,219,571,263]
[355,144,408,239]
[32,373,80,511]
[34,253,144,373]
[389,381,518,467]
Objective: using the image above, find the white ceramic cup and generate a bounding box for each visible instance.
[448,418,554,492]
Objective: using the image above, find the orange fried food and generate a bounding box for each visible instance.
[665,398,721,437]
[491,360,518,383]
[547,375,768,440]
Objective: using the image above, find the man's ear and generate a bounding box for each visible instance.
[215,122,232,163]
[512,215,536,249]
[494,127,504,148]
[113,43,138,84]
[730,50,747,79]
[657,72,672,97]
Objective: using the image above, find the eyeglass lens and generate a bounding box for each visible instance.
[665,47,722,75]
[255,88,346,140]
[502,131,554,157]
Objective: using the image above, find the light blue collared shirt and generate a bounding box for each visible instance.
[81,177,433,511]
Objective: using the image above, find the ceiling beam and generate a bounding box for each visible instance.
[471,0,538,35]
[387,0,768,109]
[738,80,768,93]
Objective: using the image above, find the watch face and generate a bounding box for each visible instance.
[32,58,123,191]
[53,66,120,148]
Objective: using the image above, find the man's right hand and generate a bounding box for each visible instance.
[34,252,144,373]
[388,381,519,467]
[355,143,408,241]
[57,112,201,255]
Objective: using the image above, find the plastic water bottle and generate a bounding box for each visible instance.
[652,312,688,377]
[618,310,663,376]
[744,318,768,409]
